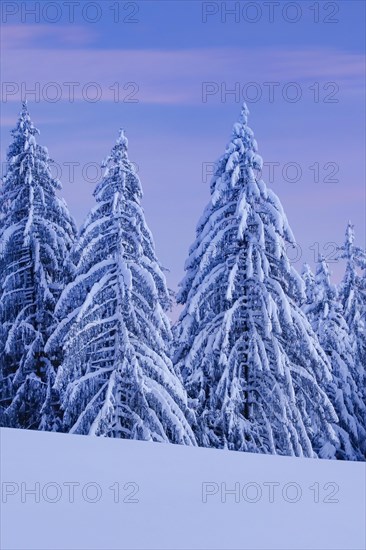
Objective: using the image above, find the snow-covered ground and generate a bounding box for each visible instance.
[0,428,365,550]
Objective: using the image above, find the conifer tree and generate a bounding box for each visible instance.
[47,130,196,444]
[0,102,76,430]
[338,223,366,390]
[302,260,366,460]
[174,104,338,457]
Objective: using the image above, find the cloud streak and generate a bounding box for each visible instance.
[1,32,364,105]
[1,24,97,49]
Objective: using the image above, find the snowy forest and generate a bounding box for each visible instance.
[0,102,365,461]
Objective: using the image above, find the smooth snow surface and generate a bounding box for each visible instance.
[0,428,365,550]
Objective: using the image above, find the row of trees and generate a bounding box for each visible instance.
[0,103,365,460]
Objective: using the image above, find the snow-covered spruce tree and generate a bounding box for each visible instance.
[338,223,366,397]
[302,260,366,460]
[0,102,76,430]
[46,130,196,444]
[338,223,366,440]
[174,103,338,458]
